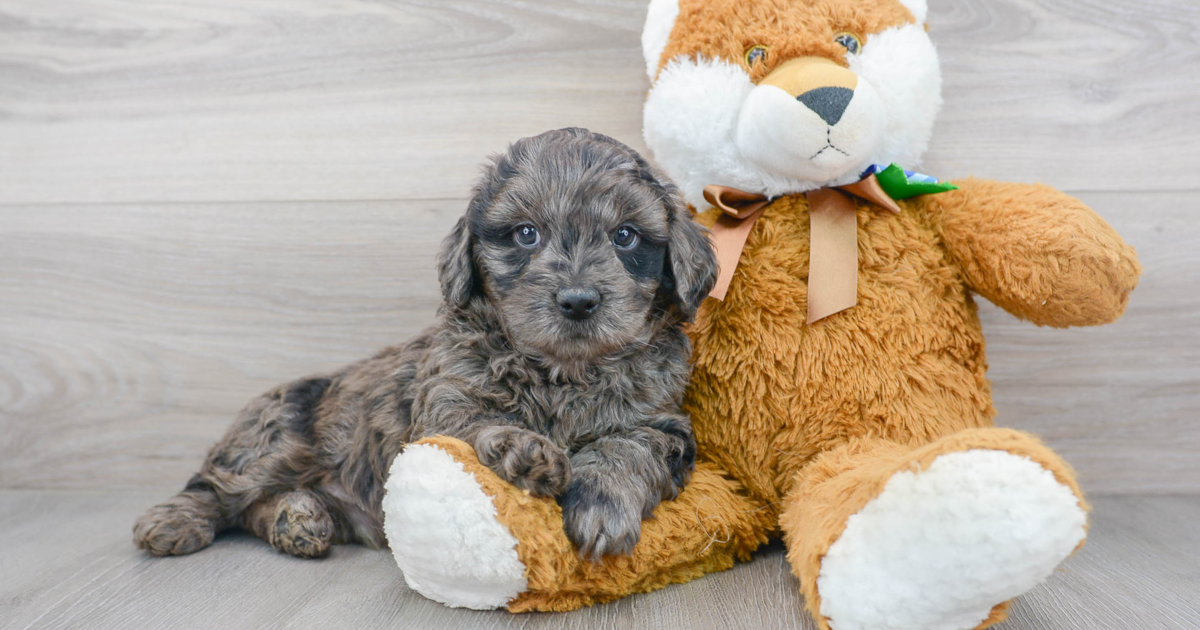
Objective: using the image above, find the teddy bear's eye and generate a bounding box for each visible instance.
[744,45,769,67]
[834,32,862,55]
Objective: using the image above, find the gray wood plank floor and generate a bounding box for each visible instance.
[1,493,1197,630]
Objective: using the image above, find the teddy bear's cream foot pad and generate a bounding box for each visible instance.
[382,443,527,610]
[816,449,1087,630]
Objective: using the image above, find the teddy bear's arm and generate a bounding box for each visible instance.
[920,178,1141,327]
[385,436,774,612]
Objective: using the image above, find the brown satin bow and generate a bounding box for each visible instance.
[703,174,901,324]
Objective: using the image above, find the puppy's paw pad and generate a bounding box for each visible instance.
[270,491,334,559]
[515,440,570,497]
[476,427,570,497]
[561,483,641,560]
[133,504,215,556]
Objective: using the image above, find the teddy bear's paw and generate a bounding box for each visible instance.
[382,442,527,609]
[816,449,1087,630]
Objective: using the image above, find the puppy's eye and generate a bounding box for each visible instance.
[834,32,862,55]
[513,224,540,248]
[613,226,639,250]
[744,45,769,68]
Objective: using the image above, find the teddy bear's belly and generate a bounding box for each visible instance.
[685,199,996,508]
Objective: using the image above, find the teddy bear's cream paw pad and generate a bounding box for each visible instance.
[817,449,1086,630]
[382,443,527,609]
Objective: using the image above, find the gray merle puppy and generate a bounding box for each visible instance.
[133,128,718,561]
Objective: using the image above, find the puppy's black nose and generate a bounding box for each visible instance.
[796,86,854,126]
[557,287,601,321]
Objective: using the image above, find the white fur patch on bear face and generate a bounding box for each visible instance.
[641,0,680,80]
[848,23,942,176]
[643,22,941,208]
[898,0,928,23]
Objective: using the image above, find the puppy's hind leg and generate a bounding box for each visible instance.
[242,490,335,558]
[134,475,225,556]
[134,377,332,556]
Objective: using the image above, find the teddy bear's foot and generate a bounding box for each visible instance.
[817,448,1085,630]
[382,440,528,609]
[786,429,1088,630]
[383,436,773,612]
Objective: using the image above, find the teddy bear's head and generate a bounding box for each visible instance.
[642,0,941,208]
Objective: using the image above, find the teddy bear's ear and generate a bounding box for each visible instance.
[641,0,680,81]
[898,0,928,23]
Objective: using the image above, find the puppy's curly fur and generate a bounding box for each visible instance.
[133,128,718,560]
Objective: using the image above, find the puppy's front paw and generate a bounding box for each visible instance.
[475,426,570,497]
[560,480,642,560]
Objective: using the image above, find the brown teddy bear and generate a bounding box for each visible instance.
[381,1,1142,629]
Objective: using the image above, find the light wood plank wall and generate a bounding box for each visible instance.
[1,0,1198,494]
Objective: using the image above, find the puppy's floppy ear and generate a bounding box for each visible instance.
[436,216,479,308]
[663,191,718,321]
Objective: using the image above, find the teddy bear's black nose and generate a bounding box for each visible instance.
[797,86,855,126]
[557,287,602,321]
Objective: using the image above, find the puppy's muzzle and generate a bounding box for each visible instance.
[557,287,602,321]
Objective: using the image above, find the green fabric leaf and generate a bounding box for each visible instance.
[874,163,959,200]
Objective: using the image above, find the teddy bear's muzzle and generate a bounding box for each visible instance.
[734,56,884,184]
[760,57,860,127]
[759,57,858,106]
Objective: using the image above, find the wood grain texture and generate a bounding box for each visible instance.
[979,191,1200,495]
[923,0,1200,189]
[1,492,1196,629]
[0,0,651,204]
[1,0,1198,205]
[0,201,458,489]
[2,192,1196,493]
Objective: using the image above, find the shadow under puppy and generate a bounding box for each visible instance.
[134,128,718,561]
